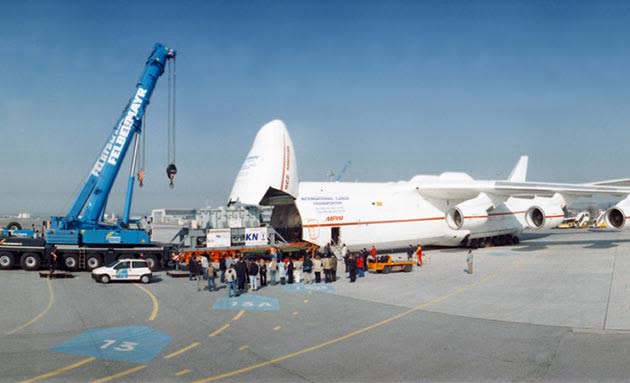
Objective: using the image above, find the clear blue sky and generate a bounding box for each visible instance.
[2,0,630,215]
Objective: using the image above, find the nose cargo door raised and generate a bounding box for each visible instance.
[228,120,303,242]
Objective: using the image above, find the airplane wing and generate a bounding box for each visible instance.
[415,180,630,201]
[588,178,630,187]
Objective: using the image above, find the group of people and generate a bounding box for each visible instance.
[178,242,427,296]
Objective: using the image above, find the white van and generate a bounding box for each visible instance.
[92,259,152,284]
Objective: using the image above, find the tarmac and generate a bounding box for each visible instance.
[2,229,630,382]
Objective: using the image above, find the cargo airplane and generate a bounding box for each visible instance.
[229,120,630,250]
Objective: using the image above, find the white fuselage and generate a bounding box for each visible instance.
[296,181,561,250]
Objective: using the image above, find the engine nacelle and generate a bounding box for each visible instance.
[524,204,564,230]
[604,207,628,229]
[445,193,493,230]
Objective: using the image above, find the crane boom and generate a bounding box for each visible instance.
[49,43,176,244]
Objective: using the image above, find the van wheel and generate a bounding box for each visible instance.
[86,254,103,270]
[100,275,110,284]
[21,253,41,271]
[63,254,78,270]
[0,252,15,269]
[140,274,151,284]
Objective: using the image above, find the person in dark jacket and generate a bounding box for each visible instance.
[248,260,259,291]
[348,252,357,282]
[286,258,295,284]
[219,256,227,283]
[235,257,247,292]
[259,259,267,287]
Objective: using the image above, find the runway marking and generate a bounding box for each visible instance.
[192,264,516,383]
[6,278,54,335]
[209,324,231,337]
[239,345,250,351]
[134,284,159,321]
[163,342,200,360]
[273,326,281,331]
[20,356,96,383]
[304,299,309,303]
[233,310,245,321]
[176,369,192,376]
[292,311,299,316]
[91,364,147,383]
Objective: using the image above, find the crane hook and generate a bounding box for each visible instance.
[166,163,177,189]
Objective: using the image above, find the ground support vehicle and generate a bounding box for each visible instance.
[367,255,415,273]
[92,258,152,284]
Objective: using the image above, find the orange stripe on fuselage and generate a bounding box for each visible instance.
[303,210,533,228]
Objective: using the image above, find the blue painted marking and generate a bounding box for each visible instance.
[486,252,517,257]
[52,326,171,364]
[282,283,336,293]
[213,295,279,311]
[116,269,129,279]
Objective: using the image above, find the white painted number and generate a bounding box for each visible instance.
[100,339,138,352]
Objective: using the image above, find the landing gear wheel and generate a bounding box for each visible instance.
[100,274,110,284]
[63,254,78,270]
[20,253,41,271]
[0,252,15,269]
[140,274,151,284]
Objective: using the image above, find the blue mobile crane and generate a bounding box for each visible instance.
[0,43,177,271]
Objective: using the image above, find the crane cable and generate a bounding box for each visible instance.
[166,57,177,188]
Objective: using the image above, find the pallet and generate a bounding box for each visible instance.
[38,271,74,279]
[166,270,189,278]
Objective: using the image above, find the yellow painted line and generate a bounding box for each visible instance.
[163,342,201,360]
[233,310,245,321]
[92,365,147,383]
[134,284,159,321]
[176,369,192,376]
[6,278,54,336]
[20,356,96,383]
[292,311,299,316]
[209,323,231,337]
[273,326,281,331]
[193,264,517,383]
[238,345,249,351]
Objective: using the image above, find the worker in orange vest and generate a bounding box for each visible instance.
[415,245,423,267]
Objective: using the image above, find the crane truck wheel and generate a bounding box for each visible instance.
[512,236,520,245]
[63,254,78,270]
[6,221,22,230]
[383,266,391,274]
[20,253,41,271]
[144,254,160,271]
[86,254,103,270]
[0,252,15,269]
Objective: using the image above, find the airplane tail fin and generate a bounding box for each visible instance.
[508,156,528,182]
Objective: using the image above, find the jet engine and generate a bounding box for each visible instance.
[524,204,564,230]
[603,198,630,229]
[445,193,493,230]
[604,207,626,229]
